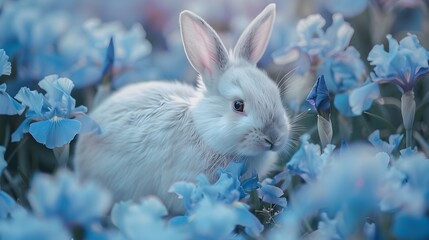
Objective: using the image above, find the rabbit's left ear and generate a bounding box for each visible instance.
[233,4,276,64]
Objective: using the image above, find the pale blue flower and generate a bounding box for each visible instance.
[368,34,429,93]
[27,169,112,226]
[276,146,391,239]
[319,46,366,94]
[287,134,335,182]
[59,19,151,88]
[315,212,345,239]
[257,179,287,208]
[368,130,403,155]
[0,83,25,115]
[170,162,264,237]
[273,14,355,75]
[12,75,99,149]
[273,14,368,116]
[347,81,380,116]
[0,210,71,240]
[111,197,185,240]
[0,49,12,76]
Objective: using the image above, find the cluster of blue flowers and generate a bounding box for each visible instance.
[1,0,429,239]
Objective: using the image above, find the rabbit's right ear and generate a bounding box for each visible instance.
[180,11,229,81]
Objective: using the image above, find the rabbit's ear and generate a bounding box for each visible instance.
[233,4,276,64]
[180,11,228,79]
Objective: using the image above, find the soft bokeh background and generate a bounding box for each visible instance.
[1,0,429,239]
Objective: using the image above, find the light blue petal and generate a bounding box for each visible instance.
[334,93,355,117]
[257,182,287,208]
[0,85,25,115]
[14,87,45,117]
[0,49,12,76]
[325,14,354,52]
[28,169,112,225]
[28,118,81,149]
[349,82,379,115]
[11,118,32,142]
[168,181,196,211]
[234,202,264,238]
[399,34,429,69]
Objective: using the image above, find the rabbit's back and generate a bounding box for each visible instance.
[74,81,210,212]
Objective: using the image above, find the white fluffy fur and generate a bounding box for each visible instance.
[74,4,290,214]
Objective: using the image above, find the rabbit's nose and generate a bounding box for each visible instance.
[264,137,274,150]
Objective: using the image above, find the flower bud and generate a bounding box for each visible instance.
[317,114,333,148]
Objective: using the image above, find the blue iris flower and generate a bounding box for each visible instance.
[0,50,25,115]
[11,75,100,149]
[60,19,152,88]
[307,75,330,115]
[0,83,25,115]
[0,49,12,76]
[257,179,287,208]
[111,197,185,240]
[287,134,336,182]
[368,34,429,93]
[273,14,368,116]
[27,169,112,226]
[368,130,403,155]
[169,161,264,238]
[0,210,71,240]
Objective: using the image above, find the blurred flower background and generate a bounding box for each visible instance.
[1,0,429,239]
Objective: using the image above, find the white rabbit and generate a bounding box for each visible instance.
[74,4,290,214]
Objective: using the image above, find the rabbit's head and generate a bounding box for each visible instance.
[181,4,290,157]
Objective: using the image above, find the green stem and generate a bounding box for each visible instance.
[406,129,412,148]
[6,136,29,163]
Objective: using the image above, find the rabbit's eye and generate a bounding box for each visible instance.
[233,100,244,112]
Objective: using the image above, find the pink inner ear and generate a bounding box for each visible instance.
[249,16,275,63]
[192,21,213,75]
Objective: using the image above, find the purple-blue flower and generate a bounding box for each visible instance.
[307,75,330,114]
[11,75,99,149]
[368,34,429,93]
[27,169,112,226]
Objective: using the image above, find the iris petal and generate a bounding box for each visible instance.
[29,118,81,149]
